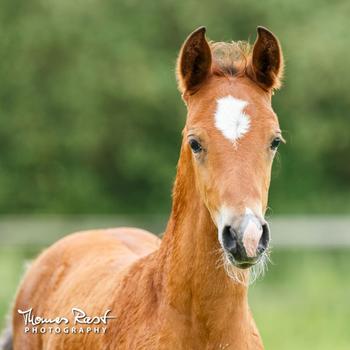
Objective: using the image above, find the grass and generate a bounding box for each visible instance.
[0,246,40,328]
[250,249,350,349]
[1,247,349,349]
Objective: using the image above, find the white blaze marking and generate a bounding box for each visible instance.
[245,207,254,216]
[214,96,250,142]
[242,220,263,257]
[214,206,234,247]
[242,207,263,257]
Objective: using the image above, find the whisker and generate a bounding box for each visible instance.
[222,252,249,286]
[213,245,272,286]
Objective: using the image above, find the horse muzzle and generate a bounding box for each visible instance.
[220,212,270,268]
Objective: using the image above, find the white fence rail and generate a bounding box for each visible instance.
[0,215,349,247]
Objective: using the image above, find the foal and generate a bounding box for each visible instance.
[8,26,284,349]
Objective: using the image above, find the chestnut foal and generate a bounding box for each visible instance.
[9,26,284,349]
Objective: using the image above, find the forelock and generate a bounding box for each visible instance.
[210,41,251,77]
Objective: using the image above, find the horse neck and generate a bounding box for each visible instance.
[156,142,250,329]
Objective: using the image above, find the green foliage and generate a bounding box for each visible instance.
[0,0,349,214]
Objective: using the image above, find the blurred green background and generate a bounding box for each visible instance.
[0,0,349,349]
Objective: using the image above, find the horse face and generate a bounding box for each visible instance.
[177,27,284,269]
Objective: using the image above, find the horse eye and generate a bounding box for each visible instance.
[270,137,281,150]
[189,139,202,153]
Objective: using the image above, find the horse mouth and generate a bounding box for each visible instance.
[234,261,255,269]
[225,253,259,269]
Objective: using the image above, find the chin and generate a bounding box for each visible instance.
[222,251,268,285]
[224,251,260,268]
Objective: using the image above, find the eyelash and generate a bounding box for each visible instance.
[270,137,281,150]
[189,139,202,153]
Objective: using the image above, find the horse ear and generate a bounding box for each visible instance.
[248,27,284,91]
[176,27,212,94]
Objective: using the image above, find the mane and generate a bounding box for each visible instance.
[209,41,251,77]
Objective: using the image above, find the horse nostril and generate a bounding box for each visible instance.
[222,225,238,256]
[257,223,270,254]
